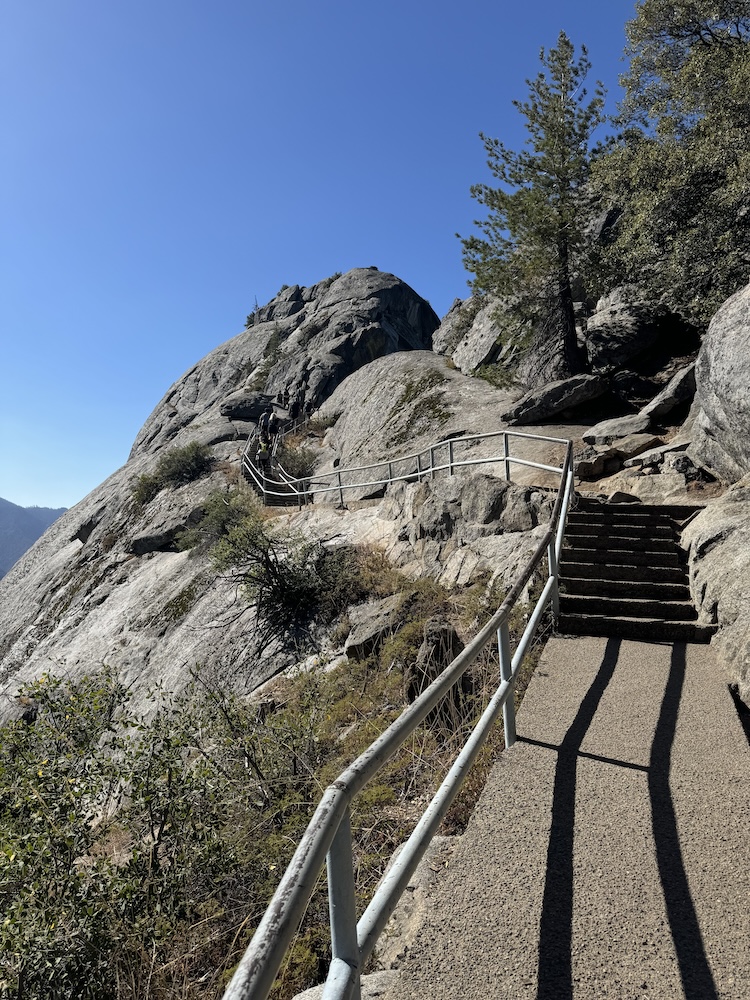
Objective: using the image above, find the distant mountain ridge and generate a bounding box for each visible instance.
[0,497,67,577]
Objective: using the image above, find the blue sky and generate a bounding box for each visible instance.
[2,1,638,509]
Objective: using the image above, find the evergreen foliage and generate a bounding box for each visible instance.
[460,31,606,375]
[594,1,750,322]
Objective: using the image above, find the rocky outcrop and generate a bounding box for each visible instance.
[584,288,698,374]
[689,281,750,483]
[318,351,517,474]
[683,476,750,705]
[379,474,553,589]
[0,270,441,721]
[130,268,439,461]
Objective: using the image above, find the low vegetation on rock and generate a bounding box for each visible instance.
[131,442,213,507]
[0,562,549,1000]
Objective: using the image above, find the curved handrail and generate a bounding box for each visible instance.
[223,432,575,1000]
[242,427,566,506]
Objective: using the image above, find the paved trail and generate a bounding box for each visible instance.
[379,637,750,1000]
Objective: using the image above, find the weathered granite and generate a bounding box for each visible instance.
[502,374,606,425]
[689,281,750,483]
[683,476,750,705]
[641,363,696,420]
[584,288,695,373]
[582,412,652,445]
[345,594,405,660]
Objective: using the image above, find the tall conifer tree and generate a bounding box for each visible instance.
[460,32,606,376]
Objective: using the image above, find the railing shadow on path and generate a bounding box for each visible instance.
[519,639,718,1000]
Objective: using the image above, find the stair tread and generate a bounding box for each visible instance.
[557,613,716,644]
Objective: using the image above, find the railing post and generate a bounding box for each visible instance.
[387,461,393,484]
[503,432,511,482]
[337,471,345,508]
[416,454,422,481]
[429,447,435,479]
[448,439,454,476]
[548,537,560,621]
[326,808,361,1000]
[497,620,516,748]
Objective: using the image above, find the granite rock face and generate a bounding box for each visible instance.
[0,270,440,721]
[689,281,750,483]
[683,476,750,705]
[130,268,439,460]
[584,287,696,374]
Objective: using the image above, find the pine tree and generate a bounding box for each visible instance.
[460,31,606,377]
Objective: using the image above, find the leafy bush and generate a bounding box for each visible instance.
[178,488,262,553]
[275,441,318,481]
[131,442,213,506]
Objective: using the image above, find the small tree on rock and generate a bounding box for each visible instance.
[460,31,606,378]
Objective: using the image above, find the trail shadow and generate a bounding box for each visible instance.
[535,636,621,1000]
[649,642,718,1000]
[532,639,718,1000]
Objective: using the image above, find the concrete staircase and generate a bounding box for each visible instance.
[559,496,716,643]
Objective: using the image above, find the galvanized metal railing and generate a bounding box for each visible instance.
[242,427,568,508]
[223,431,574,1000]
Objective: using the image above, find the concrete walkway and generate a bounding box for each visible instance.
[380,637,750,1000]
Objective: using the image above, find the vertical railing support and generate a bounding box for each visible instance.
[503,432,511,482]
[416,454,422,481]
[448,439,454,476]
[387,461,393,485]
[337,471,345,508]
[498,620,516,748]
[326,808,361,1000]
[429,447,435,479]
[548,537,560,621]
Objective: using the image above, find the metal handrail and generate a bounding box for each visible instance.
[223,432,575,1000]
[242,428,566,507]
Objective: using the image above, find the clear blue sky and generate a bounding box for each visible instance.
[1,1,638,509]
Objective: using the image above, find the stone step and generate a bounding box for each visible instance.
[565,519,675,539]
[560,577,691,601]
[567,510,676,529]
[562,547,684,568]
[560,593,698,622]
[560,560,689,584]
[564,533,678,553]
[557,613,717,644]
[574,498,705,522]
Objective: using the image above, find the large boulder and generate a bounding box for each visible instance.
[503,374,606,425]
[689,282,750,483]
[682,476,750,706]
[584,288,697,374]
[641,363,696,421]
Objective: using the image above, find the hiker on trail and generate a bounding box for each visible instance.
[256,436,271,475]
[259,404,279,440]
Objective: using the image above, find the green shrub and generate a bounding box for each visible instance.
[178,488,261,552]
[131,442,213,507]
[275,442,318,480]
